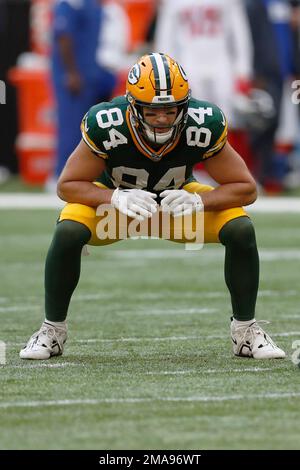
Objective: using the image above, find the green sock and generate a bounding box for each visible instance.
[219,216,259,321]
[45,220,91,321]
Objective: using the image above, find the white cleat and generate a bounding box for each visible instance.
[19,322,67,360]
[230,318,286,359]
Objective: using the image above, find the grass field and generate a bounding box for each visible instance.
[0,209,300,450]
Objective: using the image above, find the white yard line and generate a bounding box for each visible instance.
[259,251,300,261]
[107,249,300,261]
[10,362,78,369]
[134,307,218,315]
[273,331,300,337]
[7,335,224,347]
[247,197,300,213]
[0,305,39,313]
[78,334,223,344]
[80,332,300,342]
[7,331,300,348]
[1,391,300,409]
[0,194,299,212]
[0,194,64,209]
[0,289,296,304]
[77,331,300,342]
[145,367,274,376]
[7,366,275,374]
[1,250,300,267]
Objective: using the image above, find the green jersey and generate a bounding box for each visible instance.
[81,96,227,193]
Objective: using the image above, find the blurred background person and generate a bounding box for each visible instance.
[284,0,300,190]
[50,0,120,184]
[290,0,300,75]
[154,0,253,184]
[154,0,253,126]
[96,0,130,91]
[244,0,298,193]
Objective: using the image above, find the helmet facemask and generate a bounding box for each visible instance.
[126,53,191,149]
[127,96,190,146]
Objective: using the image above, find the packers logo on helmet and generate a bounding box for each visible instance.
[126,52,191,147]
[178,64,188,82]
[128,63,141,85]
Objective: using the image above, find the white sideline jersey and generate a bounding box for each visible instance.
[96,0,130,72]
[154,0,253,123]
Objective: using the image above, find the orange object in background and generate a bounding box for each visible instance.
[112,1,157,96]
[8,1,157,184]
[123,0,156,50]
[15,133,54,185]
[8,65,55,184]
[7,1,55,185]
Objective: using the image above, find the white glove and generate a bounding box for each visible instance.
[111,188,158,221]
[160,189,203,217]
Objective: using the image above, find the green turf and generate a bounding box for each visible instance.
[0,176,44,193]
[0,210,300,449]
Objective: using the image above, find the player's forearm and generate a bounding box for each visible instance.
[57,181,114,207]
[199,182,257,211]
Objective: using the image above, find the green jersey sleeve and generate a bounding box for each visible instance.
[81,97,129,159]
[203,103,228,159]
[187,98,228,160]
[81,104,109,159]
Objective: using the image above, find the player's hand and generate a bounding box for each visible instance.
[235,77,252,95]
[65,71,83,94]
[160,189,203,217]
[111,188,158,221]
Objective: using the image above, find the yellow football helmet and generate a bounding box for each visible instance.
[126,53,191,145]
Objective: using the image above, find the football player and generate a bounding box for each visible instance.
[20,53,285,360]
